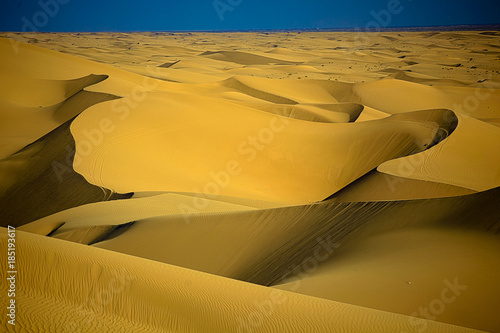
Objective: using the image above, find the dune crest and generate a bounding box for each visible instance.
[378,112,500,191]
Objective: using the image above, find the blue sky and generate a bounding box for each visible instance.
[1,0,499,32]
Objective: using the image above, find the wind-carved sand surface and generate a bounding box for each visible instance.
[1,31,499,332]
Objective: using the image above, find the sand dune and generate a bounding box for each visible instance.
[71,94,441,203]
[0,74,112,158]
[0,116,131,228]
[328,169,477,202]
[0,229,484,333]
[19,192,275,243]
[200,50,301,65]
[101,187,499,283]
[354,79,500,118]
[49,188,498,286]
[378,112,500,191]
[274,227,500,332]
[1,31,499,332]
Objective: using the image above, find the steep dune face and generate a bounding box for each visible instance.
[0,39,137,228]
[0,116,132,228]
[273,227,500,333]
[1,31,499,332]
[87,188,500,285]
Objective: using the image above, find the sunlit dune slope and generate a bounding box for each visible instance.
[72,96,444,203]
[354,78,500,118]
[0,74,110,158]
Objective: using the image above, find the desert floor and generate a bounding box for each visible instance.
[1,30,499,332]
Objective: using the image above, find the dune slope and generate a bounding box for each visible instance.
[0,229,483,333]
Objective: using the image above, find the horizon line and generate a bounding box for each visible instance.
[3,23,500,34]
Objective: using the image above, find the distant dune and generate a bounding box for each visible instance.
[0,31,499,332]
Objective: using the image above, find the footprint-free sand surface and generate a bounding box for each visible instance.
[1,30,499,332]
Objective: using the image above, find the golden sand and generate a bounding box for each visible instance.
[1,31,499,332]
